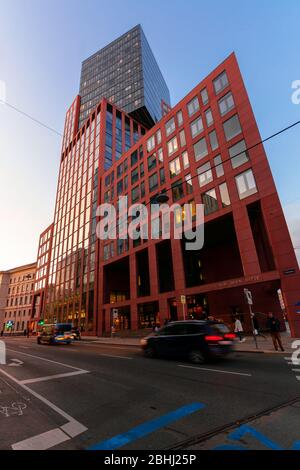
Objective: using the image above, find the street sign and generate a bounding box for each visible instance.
[244,288,253,305]
[181,295,186,304]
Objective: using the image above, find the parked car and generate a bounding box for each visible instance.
[37,323,73,345]
[140,320,235,363]
[70,327,81,340]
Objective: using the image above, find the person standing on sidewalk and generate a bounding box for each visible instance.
[266,312,285,351]
[234,316,245,342]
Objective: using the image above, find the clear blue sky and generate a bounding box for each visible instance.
[0,0,299,269]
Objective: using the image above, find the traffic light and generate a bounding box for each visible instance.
[38,319,44,326]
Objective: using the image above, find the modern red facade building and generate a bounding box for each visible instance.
[35,51,300,337]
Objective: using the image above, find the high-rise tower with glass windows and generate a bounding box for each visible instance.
[78,24,171,129]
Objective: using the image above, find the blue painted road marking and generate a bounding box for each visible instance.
[88,402,205,450]
[213,425,284,450]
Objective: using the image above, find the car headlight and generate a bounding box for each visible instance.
[140,338,148,346]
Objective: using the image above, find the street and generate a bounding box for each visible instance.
[0,336,299,451]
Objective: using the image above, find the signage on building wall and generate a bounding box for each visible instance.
[180,295,186,304]
[112,309,118,319]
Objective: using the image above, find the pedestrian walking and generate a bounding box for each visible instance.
[234,316,245,342]
[266,312,284,351]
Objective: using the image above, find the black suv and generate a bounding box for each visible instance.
[141,320,235,364]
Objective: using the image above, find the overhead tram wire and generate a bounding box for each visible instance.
[0,99,63,137]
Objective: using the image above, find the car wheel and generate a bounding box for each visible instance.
[188,350,206,364]
[144,345,156,358]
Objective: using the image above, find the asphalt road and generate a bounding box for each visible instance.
[0,336,299,450]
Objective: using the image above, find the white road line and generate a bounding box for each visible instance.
[98,354,133,360]
[6,348,85,371]
[178,364,252,376]
[0,361,88,449]
[19,370,89,385]
[12,428,70,450]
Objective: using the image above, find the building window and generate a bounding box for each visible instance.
[218,92,235,116]
[131,150,138,167]
[187,96,200,116]
[213,71,229,94]
[194,137,208,161]
[223,114,242,141]
[148,153,157,171]
[165,117,176,137]
[147,135,155,153]
[156,129,162,144]
[131,167,139,184]
[182,151,189,169]
[179,129,186,147]
[117,180,123,196]
[197,162,213,187]
[202,189,218,215]
[185,174,193,194]
[177,110,183,126]
[158,148,164,162]
[172,179,184,202]
[219,182,231,207]
[209,130,219,151]
[149,173,158,192]
[235,169,258,199]
[214,155,224,177]
[131,185,140,202]
[229,139,249,168]
[190,116,204,138]
[167,136,178,156]
[160,168,165,185]
[169,157,181,178]
[201,88,209,105]
[205,108,214,127]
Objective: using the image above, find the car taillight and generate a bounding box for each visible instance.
[205,335,223,342]
[224,333,236,340]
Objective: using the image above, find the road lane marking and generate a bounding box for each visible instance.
[19,370,89,385]
[178,364,252,376]
[12,428,70,450]
[0,362,88,449]
[6,348,85,371]
[98,354,133,360]
[88,402,205,450]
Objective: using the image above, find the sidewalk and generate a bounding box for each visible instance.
[81,332,299,354]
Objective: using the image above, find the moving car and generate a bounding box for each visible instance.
[140,320,235,363]
[37,323,73,345]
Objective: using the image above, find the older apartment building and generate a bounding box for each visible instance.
[0,262,37,334]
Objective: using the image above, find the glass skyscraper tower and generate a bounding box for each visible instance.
[78,24,171,129]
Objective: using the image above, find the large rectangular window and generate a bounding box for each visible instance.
[169,157,181,178]
[190,116,204,138]
[167,136,178,156]
[194,137,208,161]
[223,114,242,141]
[213,71,229,94]
[235,169,258,199]
[202,189,218,215]
[218,92,235,116]
[187,96,200,116]
[229,140,249,168]
[165,117,176,136]
[197,162,213,187]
